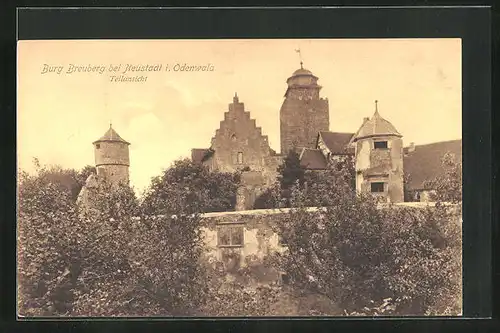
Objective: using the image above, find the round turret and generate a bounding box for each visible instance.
[353,101,404,203]
[93,124,130,185]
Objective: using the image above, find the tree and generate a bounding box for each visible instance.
[276,149,306,207]
[18,162,208,317]
[198,256,282,316]
[253,183,281,209]
[141,159,240,215]
[273,162,462,316]
[424,152,462,204]
[18,167,81,316]
[403,172,415,202]
[25,159,96,202]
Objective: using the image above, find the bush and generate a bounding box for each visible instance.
[18,163,208,316]
[141,159,240,215]
[273,162,462,315]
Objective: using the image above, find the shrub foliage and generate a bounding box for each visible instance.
[141,159,240,215]
[18,151,462,317]
[272,158,462,315]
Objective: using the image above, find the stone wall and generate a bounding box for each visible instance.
[199,202,461,285]
[204,96,286,210]
[355,135,404,203]
[280,97,329,154]
[94,141,130,185]
[235,171,267,211]
[210,97,273,174]
[94,141,130,166]
[201,209,288,285]
[96,164,129,185]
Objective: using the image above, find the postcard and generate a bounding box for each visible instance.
[17,38,462,317]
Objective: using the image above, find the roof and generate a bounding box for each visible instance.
[191,148,212,164]
[292,68,314,76]
[363,165,389,177]
[404,139,462,191]
[352,109,402,142]
[93,126,130,145]
[299,148,328,170]
[318,131,355,154]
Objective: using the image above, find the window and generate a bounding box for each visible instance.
[371,182,385,193]
[97,167,106,176]
[374,141,388,149]
[231,134,237,141]
[280,273,290,285]
[218,225,244,247]
[237,152,243,164]
[95,144,101,149]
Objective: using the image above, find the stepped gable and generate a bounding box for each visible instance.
[404,139,462,191]
[299,148,328,170]
[208,93,272,172]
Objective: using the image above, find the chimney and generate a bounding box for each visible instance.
[408,142,415,153]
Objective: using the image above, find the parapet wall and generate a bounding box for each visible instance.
[199,202,461,284]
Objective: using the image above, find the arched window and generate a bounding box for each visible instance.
[237,152,243,164]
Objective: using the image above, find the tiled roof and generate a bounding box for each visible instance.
[318,131,355,154]
[191,148,211,164]
[93,126,130,144]
[299,148,328,170]
[352,110,401,141]
[404,139,462,191]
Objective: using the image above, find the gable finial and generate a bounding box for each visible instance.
[233,92,239,103]
[374,100,379,115]
[109,120,112,128]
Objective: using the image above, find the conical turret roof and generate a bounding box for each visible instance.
[352,101,401,142]
[93,125,130,145]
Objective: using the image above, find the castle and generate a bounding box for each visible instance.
[191,63,462,207]
[75,63,463,285]
[80,62,462,209]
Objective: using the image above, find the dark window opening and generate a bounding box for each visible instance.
[281,273,290,285]
[371,182,385,193]
[218,226,244,247]
[96,144,101,149]
[374,141,388,149]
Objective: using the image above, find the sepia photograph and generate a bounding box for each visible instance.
[17,38,463,317]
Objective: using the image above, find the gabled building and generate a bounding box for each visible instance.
[192,63,462,206]
[403,140,462,201]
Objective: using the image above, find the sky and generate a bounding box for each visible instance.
[17,39,462,195]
